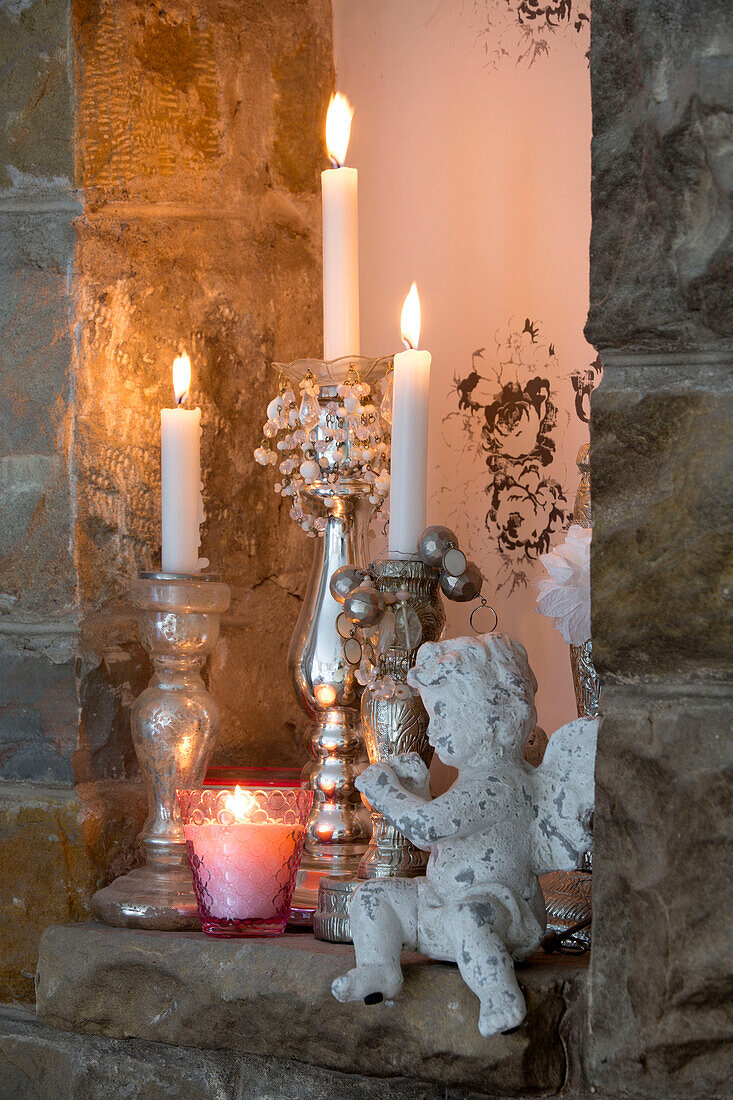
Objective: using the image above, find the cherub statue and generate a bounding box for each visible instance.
[332,633,597,1037]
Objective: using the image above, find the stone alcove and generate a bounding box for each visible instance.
[0,2,730,1097]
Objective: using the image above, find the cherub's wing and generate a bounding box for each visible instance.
[530,717,598,875]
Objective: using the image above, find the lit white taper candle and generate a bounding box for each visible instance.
[322,93,360,361]
[160,352,206,574]
[388,284,431,558]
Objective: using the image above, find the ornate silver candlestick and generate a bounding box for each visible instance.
[91,571,230,930]
[257,356,393,923]
[358,559,445,878]
[314,557,445,941]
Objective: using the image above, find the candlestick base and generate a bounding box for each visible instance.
[91,571,230,931]
[313,874,361,942]
[91,853,200,930]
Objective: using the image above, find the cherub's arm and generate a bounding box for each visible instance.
[356,762,487,851]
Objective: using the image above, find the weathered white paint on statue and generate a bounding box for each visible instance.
[332,633,597,1037]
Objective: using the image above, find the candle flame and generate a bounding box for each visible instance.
[172,351,191,406]
[325,92,353,168]
[224,784,255,822]
[400,283,421,350]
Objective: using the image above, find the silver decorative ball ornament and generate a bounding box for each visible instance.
[439,560,484,603]
[330,566,366,604]
[343,584,386,628]
[418,525,458,567]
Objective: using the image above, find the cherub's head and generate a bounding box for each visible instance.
[406,633,538,767]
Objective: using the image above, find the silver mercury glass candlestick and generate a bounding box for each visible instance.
[258,356,393,924]
[91,571,230,930]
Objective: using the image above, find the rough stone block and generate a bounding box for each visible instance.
[0,1005,537,1100]
[0,650,77,783]
[0,781,146,1004]
[74,642,148,783]
[36,924,584,1094]
[591,360,732,680]
[0,210,78,616]
[74,0,332,203]
[0,212,75,459]
[0,0,73,187]
[587,0,733,350]
[590,682,733,1099]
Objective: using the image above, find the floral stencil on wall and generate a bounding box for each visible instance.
[471,0,590,66]
[439,320,574,592]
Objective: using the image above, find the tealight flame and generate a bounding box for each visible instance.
[224,784,255,822]
[400,283,421,350]
[314,683,337,707]
[325,92,353,168]
[172,351,191,406]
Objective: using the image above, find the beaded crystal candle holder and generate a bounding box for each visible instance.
[255,355,393,535]
[92,572,230,930]
[178,786,312,936]
[255,356,393,924]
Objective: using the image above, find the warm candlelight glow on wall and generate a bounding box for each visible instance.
[400,283,421,350]
[325,92,354,167]
[224,784,256,822]
[172,351,192,406]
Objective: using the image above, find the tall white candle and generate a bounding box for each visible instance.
[389,284,431,558]
[161,352,206,574]
[322,93,360,361]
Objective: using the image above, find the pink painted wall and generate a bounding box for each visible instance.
[334,0,596,743]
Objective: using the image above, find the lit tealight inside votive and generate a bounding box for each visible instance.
[178,785,312,937]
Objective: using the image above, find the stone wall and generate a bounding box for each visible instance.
[587,2,732,1097]
[0,0,332,1002]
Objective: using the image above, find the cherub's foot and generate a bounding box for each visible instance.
[331,965,403,1004]
[477,996,526,1038]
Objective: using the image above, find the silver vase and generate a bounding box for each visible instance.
[91,571,230,929]
[287,480,374,922]
[276,355,392,924]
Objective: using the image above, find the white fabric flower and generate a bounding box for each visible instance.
[535,524,591,645]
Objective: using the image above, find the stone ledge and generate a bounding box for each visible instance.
[35,923,587,1095]
[0,1005,519,1100]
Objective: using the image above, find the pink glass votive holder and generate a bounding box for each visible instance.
[177,786,313,937]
